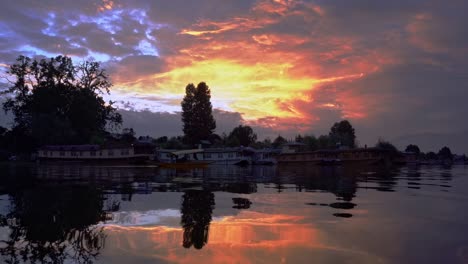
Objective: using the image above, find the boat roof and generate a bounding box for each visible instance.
[171,149,204,156]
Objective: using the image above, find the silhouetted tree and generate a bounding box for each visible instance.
[180,190,215,249]
[181,82,216,145]
[376,139,398,154]
[227,125,257,147]
[2,55,122,150]
[318,135,331,149]
[303,135,318,151]
[120,128,136,143]
[405,144,421,154]
[329,120,356,148]
[295,134,304,143]
[426,151,438,160]
[272,135,287,148]
[164,136,186,149]
[438,146,453,160]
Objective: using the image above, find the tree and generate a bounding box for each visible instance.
[438,146,453,160]
[2,55,122,149]
[375,139,398,153]
[318,135,331,149]
[272,135,287,148]
[181,82,216,145]
[405,144,421,154]
[329,120,356,148]
[425,151,437,160]
[303,135,318,151]
[120,128,136,143]
[227,125,257,147]
[295,134,304,143]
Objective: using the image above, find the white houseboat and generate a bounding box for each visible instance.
[37,144,152,163]
[203,147,254,165]
[156,147,255,166]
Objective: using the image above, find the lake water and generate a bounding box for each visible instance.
[0,163,467,263]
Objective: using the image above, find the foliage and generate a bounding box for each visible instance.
[296,134,318,151]
[181,82,216,146]
[272,135,287,148]
[227,125,257,147]
[405,144,421,154]
[375,139,398,153]
[120,128,136,143]
[425,151,438,160]
[318,135,332,149]
[155,136,168,144]
[2,55,122,151]
[251,137,272,149]
[438,146,453,160]
[162,136,187,149]
[328,120,356,148]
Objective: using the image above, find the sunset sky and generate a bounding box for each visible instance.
[0,0,467,152]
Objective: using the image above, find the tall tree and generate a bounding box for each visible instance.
[227,125,257,147]
[2,55,122,149]
[181,82,216,145]
[329,120,356,148]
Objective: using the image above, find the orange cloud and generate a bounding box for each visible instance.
[108,0,401,133]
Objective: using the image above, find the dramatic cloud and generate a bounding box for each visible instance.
[0,0,467,152]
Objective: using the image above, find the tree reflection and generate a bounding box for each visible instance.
[0,186,115,263]
[180,190,215,250]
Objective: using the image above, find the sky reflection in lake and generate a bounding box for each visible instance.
[0,164,467,263]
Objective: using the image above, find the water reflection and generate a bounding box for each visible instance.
[0,163,463,263]
[0,185,116,263]
[180,190,215,249]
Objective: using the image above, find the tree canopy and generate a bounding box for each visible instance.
[227,125,257,147]
[405,144,421,154]
[375,139,398,153]
[329,120,356,148]
[272,135,287,148]
[2,55,122,149]
[181,82,216,146]
[438,146,453,160]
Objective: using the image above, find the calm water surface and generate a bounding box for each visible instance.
[0,163,467,263]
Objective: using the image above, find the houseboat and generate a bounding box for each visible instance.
[156,147,255,166]
[203,147,255,165]
[252,148,280,165]
[37,144,153,163]
[276,147,391,166]
[155,149,211,168]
